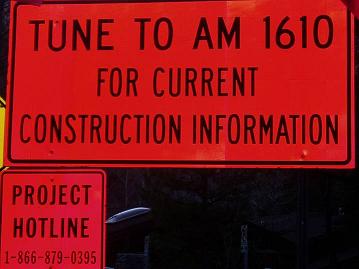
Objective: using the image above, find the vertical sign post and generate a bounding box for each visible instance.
[0,169,106,269]
[240,224,248,269]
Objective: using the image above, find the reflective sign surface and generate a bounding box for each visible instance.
[5,0,355,168]
[0,169,106,269]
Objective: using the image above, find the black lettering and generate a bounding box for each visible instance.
[81,218,90,238]
[200,115,212,144]
[73,19,91,50]
[38,218,47,238]
[12,185,22,205]
[154,17,173,50]
[127,68,138,96]
[105,115,117,144]
[20,114,31,143]
[134,18,151,50]
[34,114,47,143]
[259,115,273,144]
[215,115,226,144]
[48,20,66,52]
[29,20,45,51]
[37,185,48,205]
[70,185,81,205]
[24,185,35,205]
[83,185,91,205]
[248,67,258,96]
[90,115,102,143]
[110,68,122,96]
[65,114,77,143]
[185,68,197,96]
[26,218,37,238]
[275,115,290,144]
[326,115,338,144]
[228,114,240,144]
[97,19,114,50]
[232,67,245,96]
[289,114,300,144]
[217,68,228,96]
[309,114,322,144]
[67,218,78,237]
[13,218,24,238]
[50,218,58,238]
[244,115,256,144]
[169,115,181,144]
[153,114,166,144]
[58,185,67,205]
[153,67,165,97]
[79,115,89,143]
[193,17,214,49]
[97,68,108,96]
[50,115,62,143]
[201,68,214,96]
[120,114,131,144]
[218,17,240,49]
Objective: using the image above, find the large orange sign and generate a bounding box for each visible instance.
[5,0,355,168]
[0,169,106,269]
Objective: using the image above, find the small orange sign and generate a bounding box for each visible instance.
[0,169,106,269]
[5,0,355,168]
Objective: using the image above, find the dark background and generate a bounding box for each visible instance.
[1,1,358,269]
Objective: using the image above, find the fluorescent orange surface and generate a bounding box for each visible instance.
[4,0,355,168]
[0,169,106,269]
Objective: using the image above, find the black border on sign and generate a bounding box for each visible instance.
[0,169,105,269]
[7,1,354,166]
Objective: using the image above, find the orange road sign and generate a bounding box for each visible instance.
[5,0,355,168]
[0,169,106,269]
